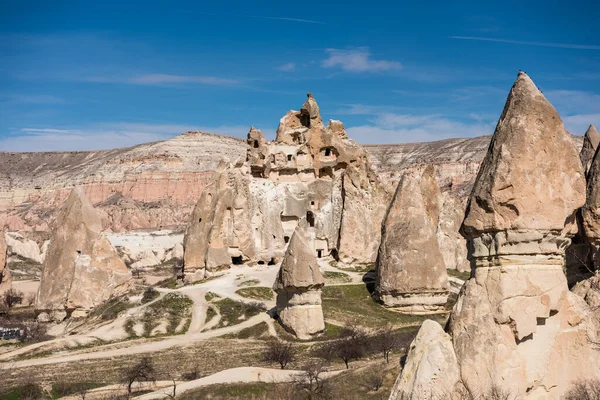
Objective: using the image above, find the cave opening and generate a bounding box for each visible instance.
[306,211,315,227]
[231,256,243,265]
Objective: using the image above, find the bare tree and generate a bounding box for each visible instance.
[563,379,600,400]
[336,323,367,369]
[263,339,296,369]
[3,288,24,309]
[372,325,399,363]
[121,356,156,398]
[293,360,331,400]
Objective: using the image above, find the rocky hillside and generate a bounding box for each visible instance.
[0,131,583,233]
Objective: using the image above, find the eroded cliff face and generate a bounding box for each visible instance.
[183,94,390,277]
[0,132,247,232]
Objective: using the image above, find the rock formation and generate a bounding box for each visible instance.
[183,162,254,282]
[183,94,388,279]
[579,124,600,175]
[0,230,11,295]
[35,187,132,321]
[436,191,469,272]
[582,136,600,270]
[273,222,325,339]
[391,72,600,399]
[376,166,449,312]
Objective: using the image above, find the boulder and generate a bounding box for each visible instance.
[35,187,132,319]
[389,320,460,400]
[579,124,600,175]
[5,232,44,264]
[0,230,11,295]
[376,166,449,312]
[273,222,325,339]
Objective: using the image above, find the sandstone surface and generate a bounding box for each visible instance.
[392,72,600,400]
[376,166,449,312]
[0,229,11,295]
[273,222,325,339]
[389,320,460,400]
[183,94,388,279]
[35,187,132,320]
[579,124,600,174]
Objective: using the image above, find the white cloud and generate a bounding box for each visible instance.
[322,48,402,73]
[544,90,600,134]
[128,74,239,85]
[346,113,494,144]
[276,63,296,72]
[0,123,254,152]
[450,36,600,50]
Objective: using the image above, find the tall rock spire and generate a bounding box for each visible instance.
[580,124,600,174]
[273,222,325,339]
[391,72,599,400]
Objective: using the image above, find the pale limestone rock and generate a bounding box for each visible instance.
[183,167,254,280]
[453,73,597,398]
[0,230,11,295]
[376,166,449,312]
[580,124,600,174]
[273,223,325,339]
[35,187,132,319]
[389,320,460,400]
[5,232,44,264]
[582,134,600,270]
[462,73,585,235]
[436,191,469,272]
[183,94,388,279]
[395,72,599,400]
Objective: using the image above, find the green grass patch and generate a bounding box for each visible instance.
[322,284,446,328]
[238,279,260,287]
[88,295,133,321]
[334,263,375,273]
[235,286,274,301]
[212,299,266,329]
[323,270,352,283]
[222,321,270,339]
[178,382,272,400]
[447,268,471,281]
[205,291,221,302]
[0,383,45,400]
[126,293,193,337]
[155,276,178,289]
[141,287,160,304]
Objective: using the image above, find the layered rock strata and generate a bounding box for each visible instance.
[35,187,132,321]
[391,72,600,399]
[376,166,449,313]
[183,94,389,279]
[272,222,325,339]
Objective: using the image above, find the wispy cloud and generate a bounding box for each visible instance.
[197,12,327,25]
[544,90,600,134]
[322,48,402,73]
[450,36,600,50]
[0,123,254,152]
[276,63,296,72]
[128,74,239,85]
[1,94,66,104]
[347,114,493,144]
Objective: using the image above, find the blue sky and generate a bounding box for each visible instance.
[1,0,599,151]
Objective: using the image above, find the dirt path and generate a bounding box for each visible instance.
[134,367,344,400]
[0,313,272,369]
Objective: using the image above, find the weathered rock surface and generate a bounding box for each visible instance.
[393,72,600,400]
[183,94,388,279]
[376,166,449,312]
[35,188,132,320]
[389,320,460,400]
[436,191,469,272]
[582,135,600,271]
[580,124,600,174]
[273,222,325,339]
[0,229,11,295]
